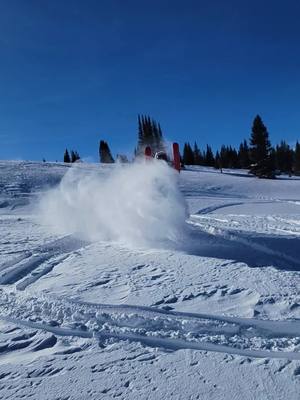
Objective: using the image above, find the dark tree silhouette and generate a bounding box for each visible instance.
[215,150,222,171]
[183,142,195,165]
[71,150,80,163]
[275,141,293,175]
[99,140,115,163]
[294,141,300,175]
[136,115,166,156]
[205,145,215,167]
[238,140,250,169]
[194,142,205,165]
[64,149,71,163]
[249,115,275,178]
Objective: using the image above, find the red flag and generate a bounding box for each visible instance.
[173,142,181,172]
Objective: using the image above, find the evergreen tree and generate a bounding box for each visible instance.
[183,142,195,165]
[193,142,204,165]
[275,141,293,175]
[205,145,215,167]
[249,115,275,178]
[227,146,239,168]
[215,150,222,170]
[137,115,143,151]
[152,120,160,150]
[270,147,277,173]
[70,150,80,163]
[64,149,71,163]
[99,140,115,163]
[143,116,152,147]
[220,145,229,168]
[136,115,166,156]
[238,140,250,169]
[158,123,163,142]
[288,144,293,174]
[71,150,76,163]
[75,151,80,161]
[294,141,300,175]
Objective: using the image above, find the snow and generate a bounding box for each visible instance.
[37,161,188,247]
[0,160,300,399]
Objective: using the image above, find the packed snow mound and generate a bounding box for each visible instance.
[37,161,188,247]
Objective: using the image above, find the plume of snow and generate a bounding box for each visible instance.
[37,161,188,248]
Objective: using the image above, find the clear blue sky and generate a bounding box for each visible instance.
[1,0,300,161]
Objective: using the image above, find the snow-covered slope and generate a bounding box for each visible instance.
[0,161,299,399]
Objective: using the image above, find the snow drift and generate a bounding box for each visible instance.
[37,161,188,247]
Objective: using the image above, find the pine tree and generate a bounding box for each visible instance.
[70,150,76,163]
[215,150,222,170]
[144,116,152,146]
[137,115,143,151]
[183,142,194,165]
[287,146,294,175]
[193,142,203,165]
[152,120,160,150]
[70,150,80,163]
[183,144,188,165]
[64,149,71,163]
[275,141,293,175]
[75,151,80,161]
[227,146,238,168]
[99,140,115,163]
[238,140,250,169]
[136,115,166,156]
[205,145,215,167]
[249,115,275,178]
[270,147,277,173]
[158,123,163,142]
[294,141,300,175]
[220,145,229,168]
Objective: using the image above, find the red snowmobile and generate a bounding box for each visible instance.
[144,143,181,172]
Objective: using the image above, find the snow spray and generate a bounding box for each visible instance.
[37,161,188,248]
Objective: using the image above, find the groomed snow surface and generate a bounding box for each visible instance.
[0,160,300,399]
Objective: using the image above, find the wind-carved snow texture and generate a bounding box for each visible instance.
[0,235,88,289]
[1,162,300,400]
[37,162,188,248]
[1,290,300,361]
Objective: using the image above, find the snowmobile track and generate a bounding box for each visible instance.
[1,291,299,361]
[0,235,88,288]
[188,217,300,271]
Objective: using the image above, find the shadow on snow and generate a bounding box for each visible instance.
[182,224,300,272]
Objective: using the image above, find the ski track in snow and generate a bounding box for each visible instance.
[0,235,88,288]
[195,202,247,215]
[0,290,300,361]
[188,217,300,271]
